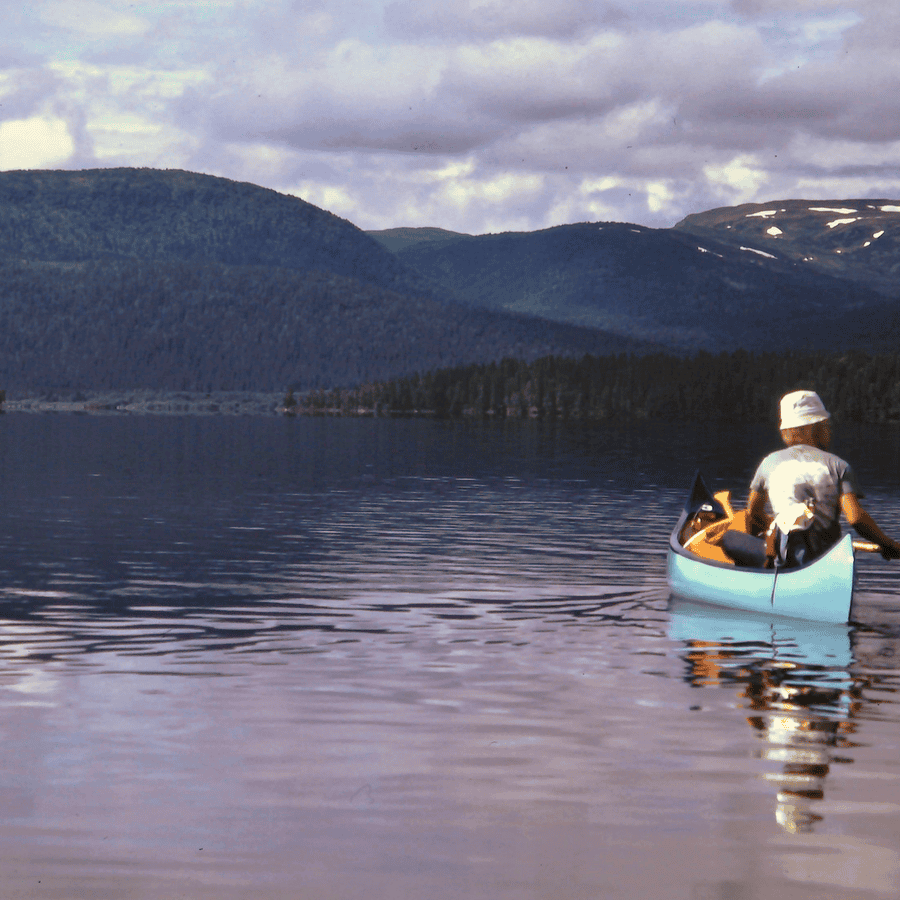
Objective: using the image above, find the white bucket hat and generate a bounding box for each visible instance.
[779,390,830,430]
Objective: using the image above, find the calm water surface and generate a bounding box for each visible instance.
[0,414,898,900]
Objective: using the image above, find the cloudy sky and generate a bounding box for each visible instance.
[2,0,897,234]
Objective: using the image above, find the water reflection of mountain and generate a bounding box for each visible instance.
[668,600,861,834]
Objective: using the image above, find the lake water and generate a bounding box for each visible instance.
[0,413,898,900]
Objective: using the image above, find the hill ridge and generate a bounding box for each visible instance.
[3,168,898,394]
[385,218,899,353]
[0,167,653,392]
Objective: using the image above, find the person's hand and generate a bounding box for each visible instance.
[880,542,900,560]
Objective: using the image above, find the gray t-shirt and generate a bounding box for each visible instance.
[750,444,861,538]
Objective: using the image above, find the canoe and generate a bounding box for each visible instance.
[667,473,857,624]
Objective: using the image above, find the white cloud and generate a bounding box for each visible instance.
[786,132,900,170]
[89,112,182,160]
[28,60,209,167]
[39,0,151,39]
[798,11,862,45]
[48,60,207,99]
[437,171,544,208]
[292,182,358,218]
[703,155,769,203]
[546,193,620,226]
[645,181,676,214]
[1,0,899,232]
[0,116,75,169]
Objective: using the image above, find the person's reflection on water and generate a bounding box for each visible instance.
[674,604,861,834]
[742,660,862,833]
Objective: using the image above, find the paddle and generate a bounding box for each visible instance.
[853,540,881,552]
[853,539,900,559]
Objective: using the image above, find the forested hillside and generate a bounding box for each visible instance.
[0,169,652,392]
[367,227,469,253]
[387,221,899,352]
[0,168,428,294]
[297,351,900,424]
[5,169,898,394]
[0,255,654,393]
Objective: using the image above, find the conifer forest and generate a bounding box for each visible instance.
[295,351,900,424]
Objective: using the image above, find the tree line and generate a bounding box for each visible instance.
[291,350,900,424]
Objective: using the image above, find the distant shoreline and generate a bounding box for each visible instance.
[0,390,438,418]
[3,391,285,416]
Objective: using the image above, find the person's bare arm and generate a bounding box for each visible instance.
[746,489,771,536]
[841,493,900,559]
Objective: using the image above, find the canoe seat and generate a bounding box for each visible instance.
[684,507,755,565]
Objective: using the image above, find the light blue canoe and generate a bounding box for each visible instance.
[667,474,858,624]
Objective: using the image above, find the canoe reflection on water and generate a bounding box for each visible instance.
[668,598,861,835]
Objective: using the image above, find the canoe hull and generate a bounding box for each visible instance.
[667,474,856,624]
[668,533,855,624]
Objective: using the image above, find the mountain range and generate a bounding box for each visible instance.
[370,202,900,353]
[676,199,900,298]
[0,168,649,393]
[0,167,897,394]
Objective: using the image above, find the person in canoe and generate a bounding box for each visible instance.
[723,390,900,568]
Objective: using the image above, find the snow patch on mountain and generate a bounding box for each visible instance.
[741,246,777,259]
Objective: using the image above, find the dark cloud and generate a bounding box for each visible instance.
[0,66,68,119]
[0,46,42,68]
